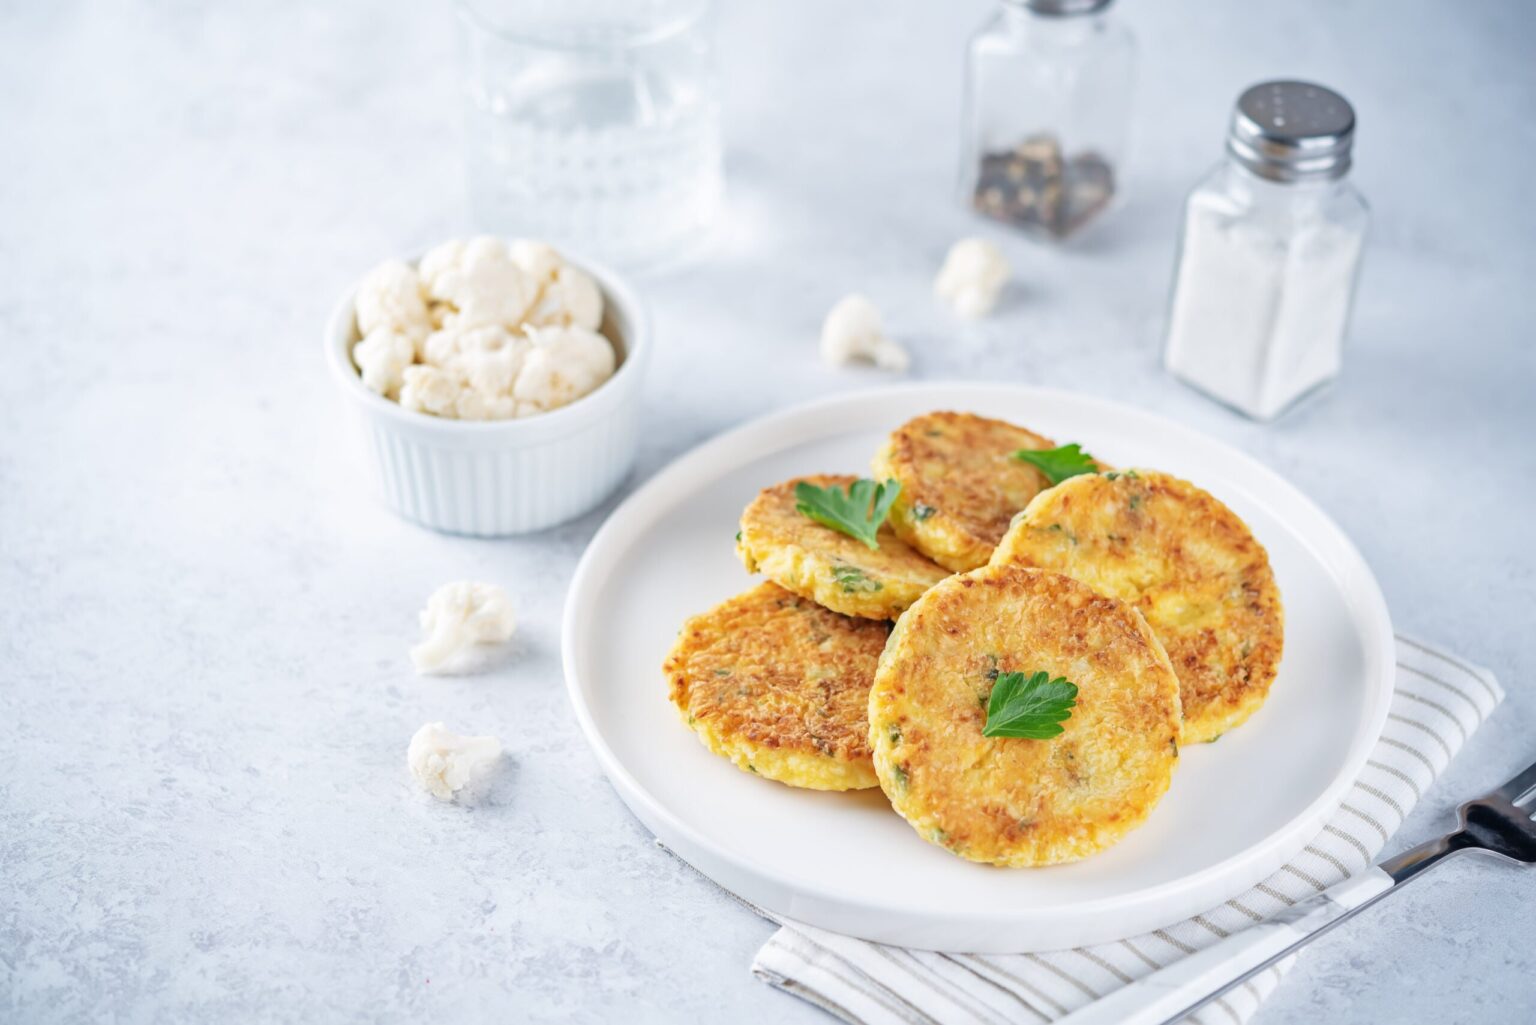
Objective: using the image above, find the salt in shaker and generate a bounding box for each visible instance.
[1163,81,1369,420]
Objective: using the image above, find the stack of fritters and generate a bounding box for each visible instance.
[663,410,1284,866]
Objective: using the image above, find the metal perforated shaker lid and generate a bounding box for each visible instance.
[1018,0,1114,16]
[1227,81,1355,182]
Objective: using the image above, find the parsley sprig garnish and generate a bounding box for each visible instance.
[982,670,1078,739]
[1012,443,1099,485]
[794,478,901,549]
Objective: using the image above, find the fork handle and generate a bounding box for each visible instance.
[1055,869,1397,1025]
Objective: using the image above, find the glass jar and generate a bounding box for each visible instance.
[1163,81,1369,421]
[959,0,1135,242]
[456,0,723,271]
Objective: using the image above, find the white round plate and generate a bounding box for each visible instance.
[562,385,1394,952]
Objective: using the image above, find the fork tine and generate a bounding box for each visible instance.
[1494,758,1536,804]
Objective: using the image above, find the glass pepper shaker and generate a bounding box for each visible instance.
[959,0,1136,242]
[1163,81,1369,421]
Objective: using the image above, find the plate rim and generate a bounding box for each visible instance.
[561,383,1395,950]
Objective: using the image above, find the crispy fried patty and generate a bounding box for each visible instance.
[872,411,1060,572]
[990,470,1283,744]
[736,474,950,620]
[665,582,891,790]
[868,564,1182,866]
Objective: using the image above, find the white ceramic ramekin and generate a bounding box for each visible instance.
[324,255,650,536]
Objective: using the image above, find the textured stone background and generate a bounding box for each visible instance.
[1,1,1532,1022]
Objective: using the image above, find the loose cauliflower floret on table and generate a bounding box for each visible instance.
[407,722,503,800]
[410,580,517,675]
[821,294,910,372]
[935,237,1010,319]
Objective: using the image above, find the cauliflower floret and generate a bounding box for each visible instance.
[417,240,464,333]
[421,236,538,331]
[506,239,604,331]
[820,294,909,371]
[455,386,520,421]
[422,325,475,368]
[399,364,465,419]
[423,324,531,399]
[508,238,564,282]
[410,581,517,674]
[423,324,530,394]
[935,238,1010,319]
[417,238,469,295]
[512,326,617,412]
[407,722,502,801]
[355,259,431,340]
[462,347,523,396]
[352,327,417,400]
[417,237,513,293]
[525,264,604,331]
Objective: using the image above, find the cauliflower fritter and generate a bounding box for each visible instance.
[990,470,1283,744]
[868,564,1182,866]
[666,582,890,790]
[872,411,1060,572]
[736,474,950,620]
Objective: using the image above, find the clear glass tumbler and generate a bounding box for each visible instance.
[456,0,723,270]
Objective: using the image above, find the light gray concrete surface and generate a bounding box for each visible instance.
[1,1,1532,1022]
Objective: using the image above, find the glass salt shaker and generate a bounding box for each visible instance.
[959,0,1136,242]
[1163,81,1369,420]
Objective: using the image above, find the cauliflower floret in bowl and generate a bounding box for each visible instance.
[325,241,650,536]
[515,326,618,413]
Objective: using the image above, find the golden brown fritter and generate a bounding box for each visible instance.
[990,470,1284,744]
[868,564,1183,866]
[736,474,950,620]
[665,582,891,790]
[872,411,1060,572]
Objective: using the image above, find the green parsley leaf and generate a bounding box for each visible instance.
[794,478,901,549]
[982,670,1078,739]
[1012,443,1099,485]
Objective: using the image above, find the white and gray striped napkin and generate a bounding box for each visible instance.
[748,635,1504,1025]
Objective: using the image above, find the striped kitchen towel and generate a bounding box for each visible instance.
[750,635,1504,1025]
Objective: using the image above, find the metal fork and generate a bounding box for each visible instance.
[1058,758,1536,1025]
